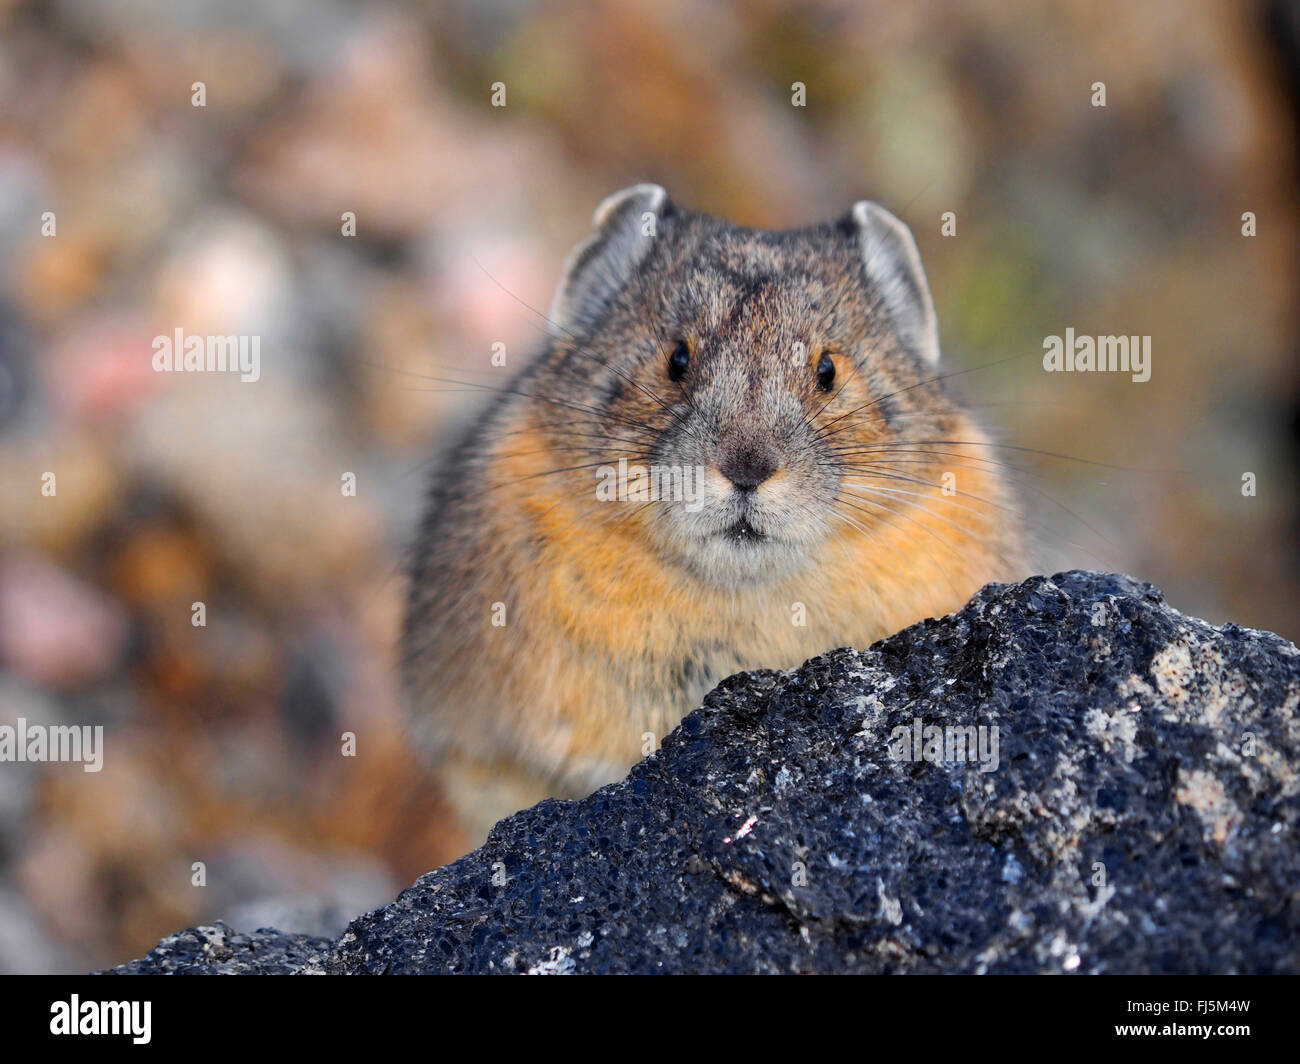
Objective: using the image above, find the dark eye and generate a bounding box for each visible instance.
[816,350,836,391]
[668,340,690,382]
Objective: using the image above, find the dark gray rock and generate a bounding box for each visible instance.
[105,922,332,974]
[108,571,1300,974]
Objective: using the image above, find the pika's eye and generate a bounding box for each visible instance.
[668,340,690,382]
[816,350,836,391]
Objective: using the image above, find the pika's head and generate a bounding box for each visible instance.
[540,184,956,589]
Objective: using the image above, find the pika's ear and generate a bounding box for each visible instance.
[843,201,940,368]
[548,183,670,337]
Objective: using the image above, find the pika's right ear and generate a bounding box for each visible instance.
[548,183,670,337]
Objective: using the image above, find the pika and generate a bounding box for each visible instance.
[403,184,1028,842]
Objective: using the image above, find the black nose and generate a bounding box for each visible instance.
[719,445,778,491]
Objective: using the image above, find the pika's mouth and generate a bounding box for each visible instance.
[722,517,766,544]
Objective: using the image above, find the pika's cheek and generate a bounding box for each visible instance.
[680,468,733,517]
[704,465,732,498]
[753,473,836,537]
[751,469,805,509]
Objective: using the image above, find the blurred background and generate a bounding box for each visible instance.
[1,0,1298,972]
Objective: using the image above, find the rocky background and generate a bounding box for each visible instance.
[1,0,1299,972]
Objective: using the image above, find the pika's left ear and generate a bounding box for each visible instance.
[548,183,671,338]
[843,201,940,368]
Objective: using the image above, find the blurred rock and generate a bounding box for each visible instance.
[0,438,121,554]
[104,922,331,975]
[151,211,295,354]
[0,886,72,975]
[225,893,376,942]
[0,678,57,856]
[45,316,160,424]
[124,376,379,594]
[184,834,395,940]
[0,553,128,688]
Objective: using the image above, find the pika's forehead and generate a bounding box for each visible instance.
[664,223,853,329]
[682,223,836,275]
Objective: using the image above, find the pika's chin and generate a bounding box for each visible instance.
[703,534,811,586]
[648,519,811,589]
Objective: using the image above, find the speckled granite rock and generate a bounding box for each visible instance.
[109,571,1300,974]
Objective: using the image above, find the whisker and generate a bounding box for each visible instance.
[833,492,973,555]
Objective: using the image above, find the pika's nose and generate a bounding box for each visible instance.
[718,445,778,491]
